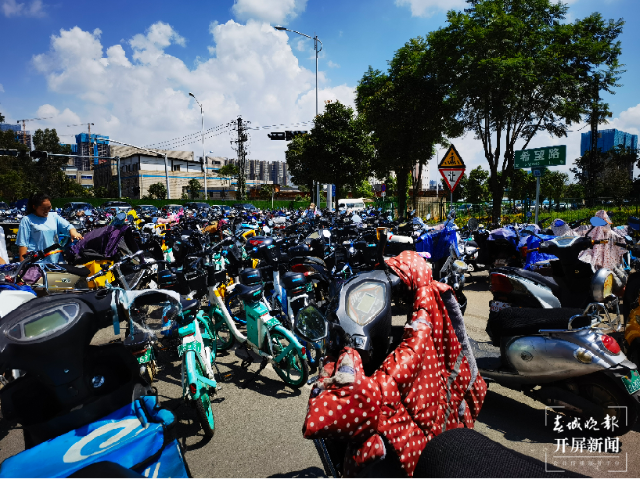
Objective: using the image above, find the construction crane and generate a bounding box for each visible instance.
[68,122,96,170]
[67,122,95,135]
[15,116,53,146]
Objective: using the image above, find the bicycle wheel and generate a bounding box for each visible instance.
[269,330,308,388]
[191,357,215,437]
[210,307,235,351]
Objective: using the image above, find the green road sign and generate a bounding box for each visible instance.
[514,145,566,168]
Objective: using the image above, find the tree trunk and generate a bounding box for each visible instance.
[413,162,423,211]
[397,168,409,220]
[489,173,504,224]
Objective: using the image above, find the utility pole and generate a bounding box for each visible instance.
[589,76,599,208]
[236,117,248,201]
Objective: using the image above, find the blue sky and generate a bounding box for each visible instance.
[1,0,639,184]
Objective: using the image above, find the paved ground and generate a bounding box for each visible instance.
[0,272,639,477]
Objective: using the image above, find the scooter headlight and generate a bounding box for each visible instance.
[347,281,386,326]
[452,260,468,273]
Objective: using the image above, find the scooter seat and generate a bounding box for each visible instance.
[180,295,200,312]
[234,283,263,302]
[58,264,91,277]
[494,267,560,294]
[486,307,586,345]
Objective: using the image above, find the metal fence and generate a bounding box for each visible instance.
[450,200,640,227]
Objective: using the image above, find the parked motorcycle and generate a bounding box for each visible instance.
[489,217,622,312]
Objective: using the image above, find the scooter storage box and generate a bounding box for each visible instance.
[176,269,208,295]
[0,396,189,478]
[281,272,306,290]
[157,269,178,289]
[239,268,263,286]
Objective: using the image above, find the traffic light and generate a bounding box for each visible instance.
[268,132,285,140]
[285,130,307,141]
[30,150,49,159]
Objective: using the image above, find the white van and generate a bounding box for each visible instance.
[337,198,366,212]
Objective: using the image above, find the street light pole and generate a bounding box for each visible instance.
[189,92,207,200]
[274,25,326,208]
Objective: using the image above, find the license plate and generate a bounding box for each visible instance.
[494,259,508,266]
[178,341,202,357]
[490,300,511,313]
[136,349,153,364]
[621,370,640,395]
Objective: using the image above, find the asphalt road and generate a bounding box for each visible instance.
[0,272,639,477]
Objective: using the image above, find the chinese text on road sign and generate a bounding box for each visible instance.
[514,145,566,168]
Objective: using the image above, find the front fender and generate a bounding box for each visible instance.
[183,350,217,399]
[271,324,305,361]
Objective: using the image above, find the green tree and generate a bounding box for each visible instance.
[465,166,490,203]
[541,170,569,210]
[428,0,624,221]
[285,134,315,194]
[148,182,167,200]
[259,184,278,200]
[286,101,375,200]
[218,164,239,184]
[571,145,637,201]
[352,179,375,199]
[188,178,202,199]
[356,38,463,216]
[32,128,74,197]
[565,183,585,200]
[0,129,31,200]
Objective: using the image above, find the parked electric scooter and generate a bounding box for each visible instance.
[0,289,190,477]
[489,217,621,312]
[474,292,640,435]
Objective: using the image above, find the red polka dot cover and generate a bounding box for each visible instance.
[302,250,487,477]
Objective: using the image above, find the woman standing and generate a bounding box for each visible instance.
[16,192,83,263]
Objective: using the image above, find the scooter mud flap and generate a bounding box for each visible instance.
[0,396,189,478]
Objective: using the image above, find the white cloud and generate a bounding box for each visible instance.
[231,0,307,25]
[327,60,340,69]
[613,104,640,136]
[395,0,465,18]
[31,21,355,163]
[296,39,307,52]
[0,83,4,92]
[2,0,45,17]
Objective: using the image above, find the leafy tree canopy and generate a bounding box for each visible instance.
[148,182,167,200]
[286,101,375,199]
[428,0,624,221]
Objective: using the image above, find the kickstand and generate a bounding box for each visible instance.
[241,357,268,389]
[212,362,225,390]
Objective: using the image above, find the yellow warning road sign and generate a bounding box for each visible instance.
[438,145,466,168]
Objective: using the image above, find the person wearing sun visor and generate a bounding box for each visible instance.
[16,192,83,263]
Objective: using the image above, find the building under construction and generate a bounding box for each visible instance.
[70,133,111,171]
[0,123,30,148]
